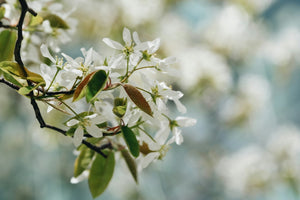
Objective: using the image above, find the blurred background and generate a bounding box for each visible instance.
[1,0,300,199]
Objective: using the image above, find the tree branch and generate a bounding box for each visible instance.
[7,0,110,158]
[0,78,20,90]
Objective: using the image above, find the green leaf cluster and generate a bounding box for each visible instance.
[73,70,108,103]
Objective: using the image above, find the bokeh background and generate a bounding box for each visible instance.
[1,0,300,199]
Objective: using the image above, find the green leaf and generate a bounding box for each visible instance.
[112,98,127,118]
[121,126,140,157]
[74,148,95,177]
[123,84,152,116]
[121,149,138,183]
[2,72,23,87]
[0,61,46,86]
[29,15,43,26]
[0,61,27,77]
[88,151,115,198]
[25,68,46,86]
[73,71,96,102]
[0,30,17,62]
[0,7,5,20]
[42,13,69,29]
[86,70,107,103]
[18,86,34,95]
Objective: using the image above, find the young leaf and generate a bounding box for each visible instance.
[0,61,27,77]
[86,70,107,103]
[112,98,127,118]
[74,148,95,177]
[0,7,5,20]
[88,151,115,198]
[42,13,69,29]
[121,149,138,183]
[121,126,140,157]
[0,61,45,86]
[0,30,17,62]
[2,72,23,87]
[29,15,43,26]
[73,71,96,102]
[123,84,152,116]
[18,86,34,95]
[25,68,46,86]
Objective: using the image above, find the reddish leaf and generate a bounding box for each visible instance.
[123,84,152,116]
[73,71,96,102]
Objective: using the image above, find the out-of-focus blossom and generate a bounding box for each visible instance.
[220,74,270,126]
[217,145,276,197]
[179,47,232,94]
[203,4,264,60]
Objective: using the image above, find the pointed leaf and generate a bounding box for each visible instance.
[0,61,45,85]
[121,126,140,157]
[29,15,43,26]
[123,84,152,116]
[74,148,95,177]
[0,30,17,62]
[86,70,107,103]
[0,61,26,77]
[0,7,5,20]
[121,149,138,183]
[2,72,23,87]
[25,68,46,86]
[42,13,69,29]
[88,151,115,198]
[18,86,34,95]
[73,71,96,102]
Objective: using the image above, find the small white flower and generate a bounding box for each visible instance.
[66,114,104,147]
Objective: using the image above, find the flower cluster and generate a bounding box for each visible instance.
[0,0,195,197]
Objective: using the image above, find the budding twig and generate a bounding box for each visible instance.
[0,0,111,158]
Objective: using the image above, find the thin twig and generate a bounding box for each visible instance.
[0,78,20,90]
[5,0,109,158]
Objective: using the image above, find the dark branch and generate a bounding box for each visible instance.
[9,0,109,158]
[0,78,20,90]
[0,22,17,29]
[42,90,75,96]
[82,140,108,158]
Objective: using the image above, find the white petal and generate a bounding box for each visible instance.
[123,27,132,46]
[103,38,124,50]
[149,38,160,54]
[155,126,170,145]
[134,42,149,51]
[176,117,197,127]
[70,170,89,184]
[40,44,56,63]
[73,128,84,147]
[83,48,94,66]
[84,113,98,120]
[173,127,183,145]
[66,119,80,127]
[62,53,80,68]
[173,98,187,114]
[86,124,103,138]
[163,56,177,65]
[141,153,159,169]
[133,31,141,44]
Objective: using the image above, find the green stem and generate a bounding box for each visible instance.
[46,68,61,92]
[55,97,80,117]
